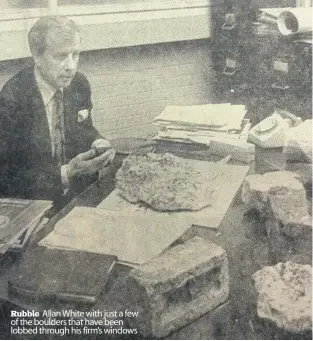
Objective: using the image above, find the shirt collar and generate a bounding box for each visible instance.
[34,67,63,106]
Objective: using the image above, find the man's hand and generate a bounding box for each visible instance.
[67,148,116,181]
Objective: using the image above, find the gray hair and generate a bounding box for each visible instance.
[28,16,80,56]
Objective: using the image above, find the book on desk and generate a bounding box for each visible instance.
[8,247,117,305]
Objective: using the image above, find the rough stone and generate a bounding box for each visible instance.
[267,189,311,238]
[241,171,304,216]
[115,152,224,211]
[266,217,312,265]
[285,162,312,192]
[265,188,312,264]
[124,237,229,338]
[253,262,312,333]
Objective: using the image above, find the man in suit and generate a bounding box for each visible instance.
[0,16,115,207]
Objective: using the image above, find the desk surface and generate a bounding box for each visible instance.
[0,140,311,340]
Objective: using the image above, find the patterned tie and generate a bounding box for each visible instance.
[52,90,65,166]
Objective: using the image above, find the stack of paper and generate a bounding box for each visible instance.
[153,103,250,145]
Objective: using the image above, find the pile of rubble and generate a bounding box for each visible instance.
[242,171,312,264]
[242,170,312,334]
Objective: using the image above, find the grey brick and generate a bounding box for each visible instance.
[124,237,229,338]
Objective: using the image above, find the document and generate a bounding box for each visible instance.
[39,207,191,265]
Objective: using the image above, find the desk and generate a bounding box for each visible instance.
[0,140,311,340]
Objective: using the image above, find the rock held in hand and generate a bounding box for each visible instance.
[91,139,112,156]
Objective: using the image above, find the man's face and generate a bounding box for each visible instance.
[34,31,80,89]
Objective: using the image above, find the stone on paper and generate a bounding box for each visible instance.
[115,152,224,211]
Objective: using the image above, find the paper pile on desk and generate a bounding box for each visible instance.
[39,207,191,265]
[153,103,250,145]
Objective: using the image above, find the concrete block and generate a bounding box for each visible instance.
[210,139,255,163]
[124,237,229,338]
[168,300,232,340]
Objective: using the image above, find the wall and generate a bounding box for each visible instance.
[0,39,215,139]
[0,1,214,61]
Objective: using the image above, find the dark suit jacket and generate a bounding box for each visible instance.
[0,66,102,206]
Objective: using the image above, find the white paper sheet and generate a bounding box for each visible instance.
[97,160,249,230]
[39,207,192,265]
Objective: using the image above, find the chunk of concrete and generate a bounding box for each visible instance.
[124,237,229,338]
[285,162,312,188]
[241,171,304,216]
[265,188,312,264]
[267,189,311,238]
[167,300,232,340]
[253,262,312,333]
[266,218,312,265]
